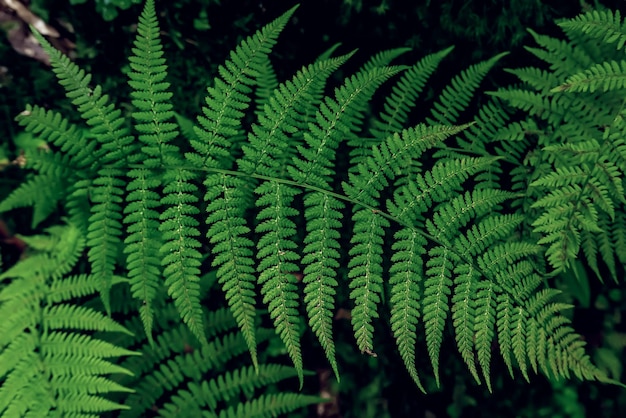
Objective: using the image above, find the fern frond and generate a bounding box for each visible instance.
[389,227,427,391]
[87,167,125,314]
[344,124,471,203]
[387,156,500,222]
[211,393,325,418]
[31,29,134,313]
[188,6,298,169]
[524,29,594,79]
[301,191,343,378]
[124,168,163,343]
[0,172,66,228]
[190,8,301,358]
[240,53,353,177]
[423,246,456,386]
[15,105,97,169]
[558,9,626,50]
[124,0,185,343]
[370,46,454,139]
[46,274,106,304]
[344,124,469,358]
[255,180,303,381]
[361,47,411,71]
[119,329,252,417]
[348,46,454,172]
[451,264,480,385]
[348,208,388,356]
[118,325,284,417]
[552,60,626,93]
[239,54,352,378]
[0,224,136,417]
[128,0,181,167]
[291,65,405,186]
[474,279,497,391]
[30,31,134,164]
[159,168,205,343]
[159,364,302,416]
[254,54,279,116]
[264,64,399,373]
[205,174,258,367]
[427,52,508,125]
[505,67,559,91]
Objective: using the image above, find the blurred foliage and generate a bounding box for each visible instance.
[68,0,142,21]
[2,0,626,416]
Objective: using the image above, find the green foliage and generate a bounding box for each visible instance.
[492,6,626,280]
[0,223,137,416]
[1,0,625,416]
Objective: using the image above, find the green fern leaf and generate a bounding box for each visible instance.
[119,328,275,417]
[387,156,500,222]
[423,246,456,386]
[348,208,388,356]
[29,31,134,164]
[191,6,300,362]
[389,227,427,392]
[558,9,626,50]
[254,54,279,116]
[255,180,303,382]
[160,364,301,415]
[427,52,508,125]
[15,105,97,169]
[30,29,134,313]
[205,174,258,368]
[159,168,205,343]
[474,279,497,392]
[451,264,481,385]
[361,47,411,71]
[124,0,185,343]
[87,168,125,314]
[0,172,66,228]
[344,124,471,203]
[300,192,343,377]
[349,46,454,170]
[552,60,626,93]
[213,393,325,418]
[0,225,136,416]
[242,53,355,378]
[240,53,352,177]
[188,6,298,169]
[291,65,405,187]
[371,46,454,139]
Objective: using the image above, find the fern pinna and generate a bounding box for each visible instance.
[0,0,621,416]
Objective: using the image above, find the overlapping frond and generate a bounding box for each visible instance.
[343,124,470,358]
[494,9,626,278]
[427,52,508,125]
[187,5,298,170]
[125,0,198,344]
[114,304,318,418]
[558,9,626,50]
[31,29,132,313]
[552,60,626,93]
[197,7,302,370]
[0,224,135,417]
[289,64,403,377]
[370,46,454,139]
